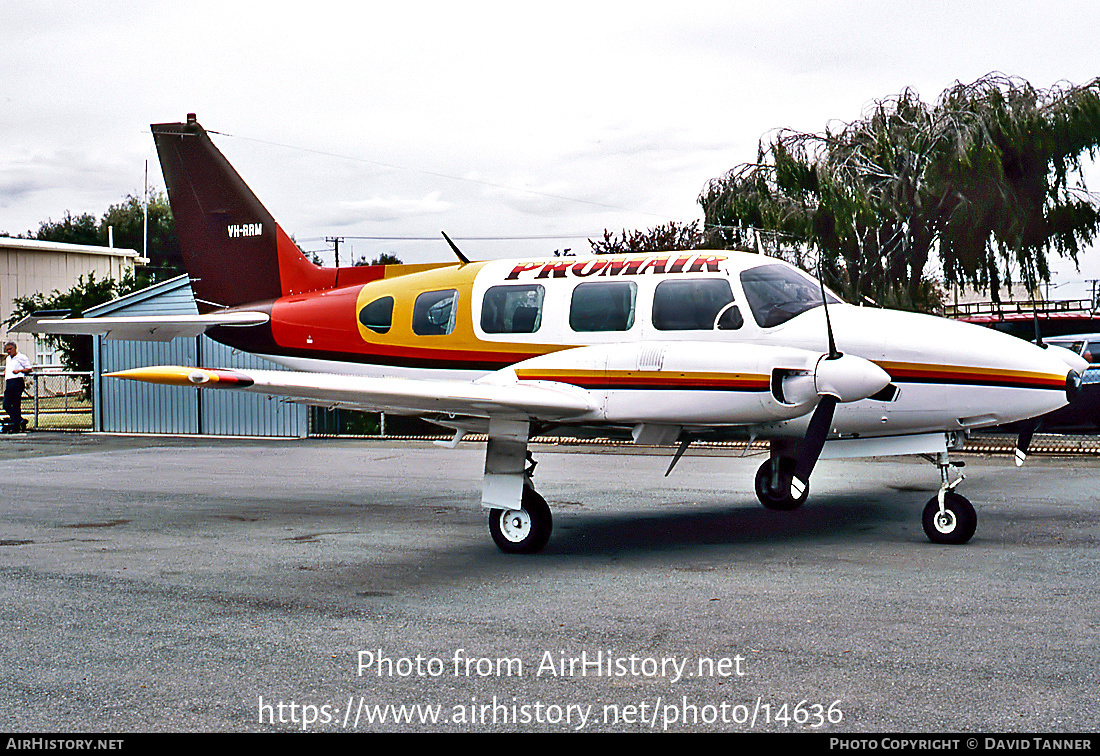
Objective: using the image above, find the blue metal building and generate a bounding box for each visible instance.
[89,275,308,437]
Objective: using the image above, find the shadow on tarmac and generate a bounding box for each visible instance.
[541,494,917,557]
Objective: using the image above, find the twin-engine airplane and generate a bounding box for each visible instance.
[15,115,1087,553]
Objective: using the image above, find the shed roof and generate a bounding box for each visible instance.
[84,274,193,317]
[0,236,139,259]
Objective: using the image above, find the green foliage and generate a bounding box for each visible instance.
[32,211,101,247]
[6,271,145,374]
[13,190,181,282]
[352,253,403,266]
[99,192,182,274]
[701,74,1100,312]
[589,221,707,255]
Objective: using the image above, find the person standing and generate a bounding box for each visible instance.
[3,342,32,433]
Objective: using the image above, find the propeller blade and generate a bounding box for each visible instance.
[790,395,838,499]
[1015,420,1038,467]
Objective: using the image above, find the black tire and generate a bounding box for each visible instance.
[754,457,807,511]
[922,492,977,545]
[488,486,552,554]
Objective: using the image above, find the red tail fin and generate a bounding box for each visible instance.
[152,114,335,312]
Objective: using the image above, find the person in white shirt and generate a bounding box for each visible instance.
[3,342,32,433]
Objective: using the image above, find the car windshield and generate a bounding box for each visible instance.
[1084,341,1100,364]
[739,264,840,328]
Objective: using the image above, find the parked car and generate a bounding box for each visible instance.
[1029,334,1100,431]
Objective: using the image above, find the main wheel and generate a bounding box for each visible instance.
[922,492,976,545]
[488,486,552,554]
[754,457,807,511]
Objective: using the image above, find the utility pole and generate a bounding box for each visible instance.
[325,237,344,267]
[143,160,149,263]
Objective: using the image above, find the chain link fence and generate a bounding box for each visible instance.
[24,371,93,431]
[965,431,1100,456]
[308,408,1100,458]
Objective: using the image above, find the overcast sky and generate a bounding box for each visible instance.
[2,0,1099,297]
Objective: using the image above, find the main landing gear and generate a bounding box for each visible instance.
[482,418,552,554]
[754,440,808,511]
[488,484,552,554]
[754,456,807,511]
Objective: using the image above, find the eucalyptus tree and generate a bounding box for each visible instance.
[700,74,1100,311]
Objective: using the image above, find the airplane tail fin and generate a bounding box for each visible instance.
[151,114,335,312]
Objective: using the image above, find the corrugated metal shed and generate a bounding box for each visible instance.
[89,275,308,437]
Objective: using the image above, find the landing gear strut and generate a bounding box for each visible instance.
[921,452,976,545]
[482,419,553,554]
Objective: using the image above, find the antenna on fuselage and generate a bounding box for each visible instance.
[817,252,840,360]
[1025,263,1045,349]
[441,231,471,265]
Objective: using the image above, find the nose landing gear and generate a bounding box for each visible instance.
[921,453,976,544]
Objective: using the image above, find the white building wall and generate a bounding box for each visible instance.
[0,237,138,359]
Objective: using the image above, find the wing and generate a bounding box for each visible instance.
[106,340,892,429]
[106,366,599,421]
[8,312,270,342]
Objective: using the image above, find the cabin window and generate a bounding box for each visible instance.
[569,281,637,332]
[412,289,459,335]
[481,285,545,334]
[358,296,394,334]
[652,279,742,330]
[739,264,840,328]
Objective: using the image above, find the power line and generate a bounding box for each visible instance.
[208,131,676,220]
[297,233,600,243]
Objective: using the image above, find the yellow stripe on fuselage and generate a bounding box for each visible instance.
[515,368,771,391]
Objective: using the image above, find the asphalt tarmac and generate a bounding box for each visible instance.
[0,433,1097,733]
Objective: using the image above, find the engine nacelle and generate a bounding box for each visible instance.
[501,341,887,426]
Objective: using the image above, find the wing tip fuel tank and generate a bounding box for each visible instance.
[106,366,255,388]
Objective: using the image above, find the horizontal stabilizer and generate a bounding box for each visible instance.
[9,312,270,342]
[106,366,598,420]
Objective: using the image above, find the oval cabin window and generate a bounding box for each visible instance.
[652,279,741,330]
[359,296,394,334]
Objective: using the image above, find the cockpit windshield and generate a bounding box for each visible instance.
[739,263,841,328]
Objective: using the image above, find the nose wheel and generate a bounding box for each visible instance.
[922,491,976,544]
[489,486,552,554]
[921,452,976,544]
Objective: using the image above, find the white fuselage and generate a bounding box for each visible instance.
[260,251,1077,441]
